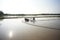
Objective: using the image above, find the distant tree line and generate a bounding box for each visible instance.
[0,11,4,18]
[0,11,60,16]
[4,14,25,16]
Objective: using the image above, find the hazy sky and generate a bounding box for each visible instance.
[0,0,60,14]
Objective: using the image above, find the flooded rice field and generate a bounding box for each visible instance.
[0,17,60,40]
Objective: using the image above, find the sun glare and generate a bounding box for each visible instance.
[9,31,13,38]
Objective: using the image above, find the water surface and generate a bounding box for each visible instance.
[0,18,60,40]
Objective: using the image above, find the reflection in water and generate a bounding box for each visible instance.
[9,30,13,38]
[0,19,4,21]
[0,19,4,25]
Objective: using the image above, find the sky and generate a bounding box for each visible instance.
[0,0,60,14]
